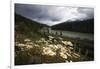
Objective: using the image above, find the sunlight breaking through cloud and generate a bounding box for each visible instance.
[15,4,94,26]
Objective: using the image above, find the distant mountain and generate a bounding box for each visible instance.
[51,19,94,33]
[15,13,48,42]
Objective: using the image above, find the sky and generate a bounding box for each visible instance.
[15,4,94,26]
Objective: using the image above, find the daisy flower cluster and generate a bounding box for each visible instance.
[15,35,80,64]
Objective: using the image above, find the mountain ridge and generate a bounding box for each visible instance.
[51,19,94,33]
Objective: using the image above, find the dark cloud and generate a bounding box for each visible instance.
[78,7,94,19]
[15,4,94,26]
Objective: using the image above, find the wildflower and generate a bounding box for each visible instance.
[60,52,67,59]
[62,41,73,46]
[66,52,72,57]
[48,45,54,48]
[67,41,73,46]
[26,42,33,45]
[48,36,54,38]
[53,45,59,49]
[34,44,39,47]
[29,42,33,45]
[24,38,31,42]
[56,44,62,48]
[47,40,52,44]
[41,38,45,42]
[42,47,56,56]
[69,47,73,50]
[73,53,80,58]
[62,41,68,45]
[54,39,57,42]
[36,40,42,43]
[48,44,58,51]
[60,47,67,53]
[26,45,33,49]
[17,43,25,47]
[48,36,54,40]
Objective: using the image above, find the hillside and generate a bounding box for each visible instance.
[51,19,94,33]
[15,13,48,42]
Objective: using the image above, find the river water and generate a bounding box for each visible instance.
[49,29,94,40]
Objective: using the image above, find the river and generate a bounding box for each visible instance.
[49,29,94,40]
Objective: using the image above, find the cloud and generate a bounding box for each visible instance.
[15,4,94,26]
[78,7,94,19]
